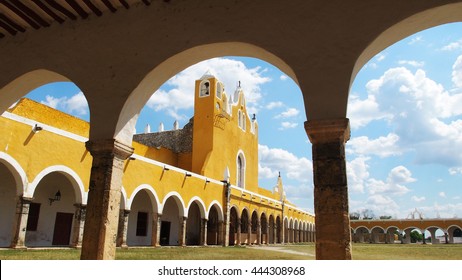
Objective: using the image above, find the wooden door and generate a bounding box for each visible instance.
[52,212,73,246]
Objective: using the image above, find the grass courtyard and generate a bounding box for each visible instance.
[1,243,461,260]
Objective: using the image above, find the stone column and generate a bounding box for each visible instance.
[403,229,412,244]
[80,139,134,260]
[428,228,438,244]
[218,221,224,245]
[247,221,252,245]
[223,183,231,246]
[155,214,162,246]
[10,196,33,248]
[179,216,187,246]
[273,225,277,244]
[305,118,352,260]
[236,218,241,245]
[151,213,159,247]
[257,221,261,245]
[71,203,86,248]
[119,209,130,248]
[201,218,208,246]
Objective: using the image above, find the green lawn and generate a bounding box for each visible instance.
[1,243,461,260]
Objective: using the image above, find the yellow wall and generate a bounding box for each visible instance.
[1,91,313,226]
[191,76,259,192]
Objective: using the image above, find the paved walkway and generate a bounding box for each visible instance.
[247,246,315,256]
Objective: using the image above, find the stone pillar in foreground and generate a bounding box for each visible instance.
[11,196,32,248]
[71,203,86,248]
[80,139,133,260]
[305,118,352,260]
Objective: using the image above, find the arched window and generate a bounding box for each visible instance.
[238,110,242,128]
[237,152,245,188]
[200,80,210,97]
[216,82,223,99]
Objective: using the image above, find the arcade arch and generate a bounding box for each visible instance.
[25,170,81,247]
[160,193,186,246]
[1,1,461,260]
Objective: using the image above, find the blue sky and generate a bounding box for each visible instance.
[23,23,462,219]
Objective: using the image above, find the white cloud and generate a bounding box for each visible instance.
[275,108,299,119]
[41,95,62,109]
[439,192,446,198]
[356,65,462,167]
[65,92,88,115]
[347,156,370,193]
[408,36,423,45]
[258,144,312,183]
[367,166,414,196]
[279,122,298,130]
[347,93,390,129]
[419,202,462,219]
[441,39,462,51]
[398,60,425,68]
[147,58,271,118]
[452,55,462,88]
[266,101,284,110]
[346,133,402,158]
[280,75,288,81]
[41,92,88,117]
[376,53,386,62]
[411,195,426,202]
[449,167,462,175]
[351,195,400,218]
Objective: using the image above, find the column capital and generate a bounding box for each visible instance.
[85,139,134,160]
[304,118,350,144]
[21,196,34,203]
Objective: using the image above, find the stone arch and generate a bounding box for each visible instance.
[229,206,239,246]
[159,192,186,246]
[370,226,386,244]
[114,42,297,144]
[0,153,29,247]
[251,210,259,235]
[240,208,250,244]
[268,214,275,244]
[0,152,28,196]
[185,196,206,219]
[352,3,462,89]
[260,212,268,244]
[185,198,207,246]
[283,216,289,243]
[126,187,159,246]
[0,69,73,115]
[25,169,82,247]
[294,219,299,243]
[207,200,224,222]
[207,202,223,245]
[275,216,281,243]
[447,225,462,243]
[160,191,186,217]
[353,226,371,243]
[28,165,85,204]
[127,184,160,212]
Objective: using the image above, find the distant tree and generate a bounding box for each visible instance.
[410,231,423,243]
[379,215,392,220]
[349,212,360,220]
[361,209,375,220]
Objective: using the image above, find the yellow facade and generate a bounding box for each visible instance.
[0,74,314,248]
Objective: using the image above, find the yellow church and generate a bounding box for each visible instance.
[0,73,314,249]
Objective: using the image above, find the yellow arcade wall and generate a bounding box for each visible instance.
[1,88,313,228]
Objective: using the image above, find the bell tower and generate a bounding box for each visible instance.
[191,71,225,174]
